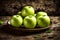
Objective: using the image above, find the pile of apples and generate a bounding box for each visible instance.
[9,6,50,29]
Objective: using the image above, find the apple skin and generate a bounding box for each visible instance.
[21,6,34,17]
[37,16,50,28]
[17,11,21,15]
[36,12,47,18]
[24,15,36,29]
[10,15,23,27]
[0,20,3,25]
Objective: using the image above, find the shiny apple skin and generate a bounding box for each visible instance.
[10,15,23,27]
[37,16,50,28]
[21,6,34,17]
[24,15,36,29]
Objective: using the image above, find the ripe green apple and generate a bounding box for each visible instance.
[37,16,50,28]
[21,6,34,17]
[24,15,36,29]
[17,11,21,15]
[10,15,23,27]
[0,20,3,25]
[36,11,48,18]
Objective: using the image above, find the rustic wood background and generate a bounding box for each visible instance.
[0,0,60,40]
[0,0,59,16]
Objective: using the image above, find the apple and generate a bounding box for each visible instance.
[21,6,34,17]
[37,16,50,28]
[10,15,23,27]
[24,15,36,29]
[0,20,3,25]
[36,11,48,18]
[17,11,21,15]
[33,14,36,17]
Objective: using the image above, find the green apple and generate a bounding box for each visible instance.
[10,15,23,27]
[17,11,21,15]
[21,6,34,17]
[0,20,3,25]
[24,15,36,29]
[33,14,36,17]
[37,16,50,28]
[36,11,48,18]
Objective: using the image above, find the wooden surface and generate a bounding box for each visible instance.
[0,0,58,16]
[0,0,60,40]
[0,16,60,40]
